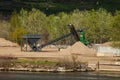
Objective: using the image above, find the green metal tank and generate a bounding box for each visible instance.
[79,30,89,45]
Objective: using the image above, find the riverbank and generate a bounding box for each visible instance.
[1,67,120,72]
[0,57,92,72]
[0,57,120,72]
[0,40,120,73]
[0,67,88,72]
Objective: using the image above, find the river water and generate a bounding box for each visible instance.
[0,71,120,80]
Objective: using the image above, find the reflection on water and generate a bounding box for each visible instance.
[0,71,120,80]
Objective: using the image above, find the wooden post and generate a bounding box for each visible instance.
[26,38,28,52]
[21,39,23,51]
[97,61,99,70]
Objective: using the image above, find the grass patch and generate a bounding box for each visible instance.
[16,58,58,65]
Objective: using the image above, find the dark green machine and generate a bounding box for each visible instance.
[79,29,89,46]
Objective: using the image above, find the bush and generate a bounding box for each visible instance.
[9,27,27,44]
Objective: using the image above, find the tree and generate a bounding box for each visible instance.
[10,27,27,44]
[71,9,113,44]
[0,20,9,38]
[19,8,49,43]
[9,10,27,43]
[110,11,120,48]
[47,12,71,44]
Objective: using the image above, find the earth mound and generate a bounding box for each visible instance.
[102,41,120,46]
[0,38,18,47]
[62,41,96,56]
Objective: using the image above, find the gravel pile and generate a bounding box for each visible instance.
[62,41,96,56]
[0,38,18,47]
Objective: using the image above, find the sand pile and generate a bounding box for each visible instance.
[102,42,113,46]
[0,38,18,47]
[102,41,120,46]
[61,41,96,56]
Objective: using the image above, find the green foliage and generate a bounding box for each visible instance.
[19,8,49,42]
[46,12,73,44]
[9,9,49,43]
[4,8,120,45]
[10,11,21,31]
[47,12,70,39]
[1,0,120,16]
[0,20,9,38]
[10,27,27,44]
[17,58,58,65]
[9,10,27,43]
[110,11,120,48]
[24,8,47,34]
[70,8,113,43]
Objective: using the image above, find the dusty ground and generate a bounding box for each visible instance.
[0,46,120,71]
[0,45,119,62]
[0,47,64,58]
[0,38,120,70]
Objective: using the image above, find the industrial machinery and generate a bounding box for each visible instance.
[21,34,41,51]
[79,29,89,46]
[21,24,88,51]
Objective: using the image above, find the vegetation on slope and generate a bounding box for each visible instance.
[0,0,120,47]
[0,0,120,15]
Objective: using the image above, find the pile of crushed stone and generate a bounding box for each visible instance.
[0,38,18,47]
[102,41,120,46]
[61,41,96,56]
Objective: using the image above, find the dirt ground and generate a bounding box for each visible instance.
[0,38,120,70]
[0,46,120,70]
[0,47,64,58]
[0,45,119,62]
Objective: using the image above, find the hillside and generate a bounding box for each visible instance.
[0,0,120,15]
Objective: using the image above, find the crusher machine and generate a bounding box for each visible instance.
[21,24,88,51]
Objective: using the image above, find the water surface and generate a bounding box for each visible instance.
[0,71,120,80]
